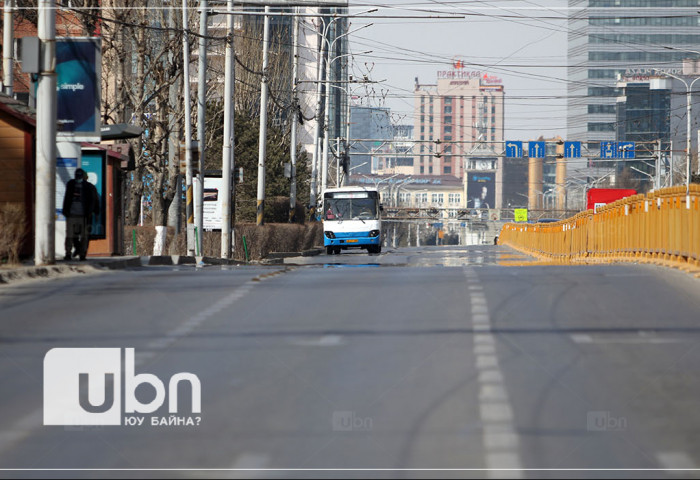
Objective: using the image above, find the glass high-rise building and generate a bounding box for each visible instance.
[567,0,700,153]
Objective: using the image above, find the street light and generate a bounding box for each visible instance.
[654,68,700,196]
[321,26,373,198]
[390,178,418,207]
[309,10,376,210]
[348,161,368,173]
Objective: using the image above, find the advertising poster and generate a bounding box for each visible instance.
[467,172,495,209]
[194,177,224,231]
[56,38,101,141]
[81,151,106,238]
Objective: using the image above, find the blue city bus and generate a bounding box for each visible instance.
[323,187,382,255]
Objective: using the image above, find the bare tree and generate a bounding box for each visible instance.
[101,0,187,227]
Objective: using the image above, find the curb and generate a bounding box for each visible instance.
[0,251,297,286]
[0,264,102,285]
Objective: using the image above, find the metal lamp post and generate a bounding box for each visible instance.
[654,69,700,196]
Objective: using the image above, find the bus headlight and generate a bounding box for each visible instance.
[369,230,380,237]
[325,231,336,239]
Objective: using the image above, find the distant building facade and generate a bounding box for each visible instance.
[567,0,700,180]
[413,67,505,180]
[374,124,414,175]
[348,105,392,175]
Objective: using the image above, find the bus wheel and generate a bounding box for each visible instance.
[326,246,334,255]
[333,247,341,255]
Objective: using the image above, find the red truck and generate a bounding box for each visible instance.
[586,188,637,212]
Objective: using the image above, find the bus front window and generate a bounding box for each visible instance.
[352,198,377,220]
[325,199,350,220]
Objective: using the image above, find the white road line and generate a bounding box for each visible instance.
[464,267,523,479]
[476,355,499,369]
[230,453,272,469]
[571,334,686,345]
[486,452,524,478]
[289,335,344,347]
[0,279,261,460]
[480,384,508,401]
[0,410,42,454]
[657,452,699,472]
[475,343,496,355]
[480,403,515,423]
[478,370,504,384]
[474,334,495,345]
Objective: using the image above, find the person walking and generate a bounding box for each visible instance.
[62,168,99,261]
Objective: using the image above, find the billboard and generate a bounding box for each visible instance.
[586,188,637,212]
[81,151,106,238]
[194,176,225,231]
[56,37,101,141]
[467,172,495,209]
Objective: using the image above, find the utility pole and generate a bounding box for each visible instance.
[335,137,340,186]
[310,18,326,217]
[167,2,181,233]
[655,140,661,190]
[289,8,299,223]
[196,0,208,252]
[256,5,271,226]
[321,26,333,197]
[3,0,14,96]
[220,0,235,258]
[182,0,195,255]
[35,0,57,265]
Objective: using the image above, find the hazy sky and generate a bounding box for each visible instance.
[346,0,570,141]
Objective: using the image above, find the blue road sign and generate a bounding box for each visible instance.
[505,141,523,158]
[600,142,617,159]
[528,141,545,158]
[618,141,635,159]
[564,141,581,158]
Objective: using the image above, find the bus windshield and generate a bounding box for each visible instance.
[325,197,378,221]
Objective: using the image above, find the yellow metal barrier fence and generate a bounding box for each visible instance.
[499,185,700,269]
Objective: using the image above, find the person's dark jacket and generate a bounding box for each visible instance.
[62,179,99,219]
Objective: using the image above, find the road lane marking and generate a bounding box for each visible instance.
[288,335,344,347]
[475,344,496,355]
[478,370,504,384]
[476,355,499,369]
[0,279,262,461]
[480,403,514,423]
[657,452,698,473]
[480,384,508,401]
[571,334,686,345]
[0,410,42,456]
[230,453,272,469]
[464,266,523,479]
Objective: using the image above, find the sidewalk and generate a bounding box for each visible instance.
[0,256,142,286]
[0,249,323,286]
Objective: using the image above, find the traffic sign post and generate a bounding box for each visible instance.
[528,141,545,158]
[600,141,635,159]
[618,141,635,159]
[564,141,581,158]
[601,142,617,159]
[505,141,523,158]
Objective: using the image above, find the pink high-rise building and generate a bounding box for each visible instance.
[413,69,505,180]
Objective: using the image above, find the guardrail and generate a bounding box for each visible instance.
[499,185,700,269]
